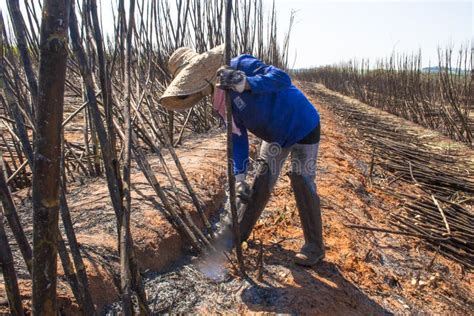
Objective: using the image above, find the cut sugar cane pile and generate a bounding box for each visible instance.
[301,82,473,269]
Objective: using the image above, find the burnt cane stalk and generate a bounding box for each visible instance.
[120,1,150,313]
[142,99,214,239]
[0,207,24,316]
[224,0,245,274]
[32,0,70,313]
[59,137,96,315]
[68,0,123,222]
[0,14,34,167]
[57,231,84,310]
[0,157,32,274]
[58,183,97,315]
[89,0,119,174]
[6,0,38,120]
[110,107,203,252]
[0,63,34,166]
[120,0,135,312]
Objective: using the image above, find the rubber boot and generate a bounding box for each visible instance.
[213,161,273,248]
[288,172,325,266]
[238,161,274,242]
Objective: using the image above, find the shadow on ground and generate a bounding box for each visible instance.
[241,244,392,315]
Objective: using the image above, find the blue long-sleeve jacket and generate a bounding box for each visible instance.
[229,54,320,175]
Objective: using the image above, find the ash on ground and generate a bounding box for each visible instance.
[103,256,248,314]
[104,205,251,314]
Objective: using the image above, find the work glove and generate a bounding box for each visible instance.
[236,180,251,210]
[216,66,247,93]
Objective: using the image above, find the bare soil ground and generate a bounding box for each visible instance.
[1,84,473,315]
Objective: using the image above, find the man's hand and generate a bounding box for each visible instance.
[216,66,247,93]
[236,180,251,210]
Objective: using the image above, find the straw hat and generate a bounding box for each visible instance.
[160,45,225,111]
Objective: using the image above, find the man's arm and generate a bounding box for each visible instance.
[232,124,251,208]
[246,65,292,93]
[218,55,292,94]
[232,125,249,181]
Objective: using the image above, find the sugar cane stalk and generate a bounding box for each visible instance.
[32,0,70,313]
[68,0,124,223]
[57,231,84,310]
[224,0,245,274]
[59,136,96,315]
[6,0,37,120]
[0,206,24,316]
[0,156,32,274]
[120,0,135,312]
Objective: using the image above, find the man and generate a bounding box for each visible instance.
[160,45,324,266]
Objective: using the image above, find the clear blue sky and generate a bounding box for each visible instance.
[274,0,472,68]
[1,1,471,68]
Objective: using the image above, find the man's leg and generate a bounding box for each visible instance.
[289,142,325,266]
[238,141,290,241]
